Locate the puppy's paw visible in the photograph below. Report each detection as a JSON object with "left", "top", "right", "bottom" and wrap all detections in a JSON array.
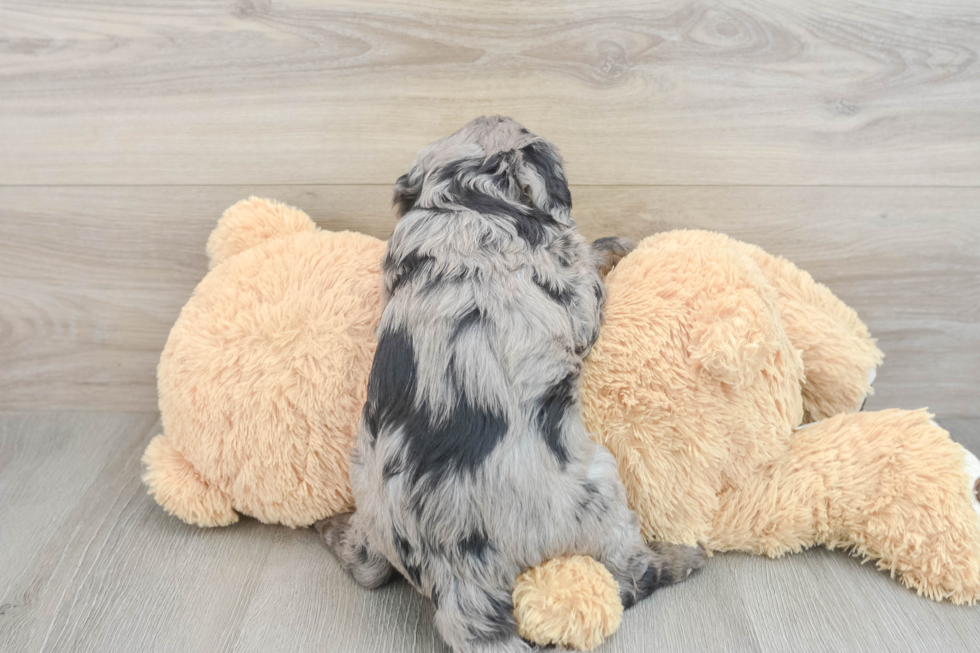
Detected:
[
  {"left": 647, "top": 541, "right": 707, "bottom": 583},
  {"left": 620, "top": 541, "right": 706, "bottom": 608},
  {"left": 591, "top": 236, "right": 637, "bottom": 277},
  {"left": 313, "top": 511, "right": 353, "bottom": 550}
]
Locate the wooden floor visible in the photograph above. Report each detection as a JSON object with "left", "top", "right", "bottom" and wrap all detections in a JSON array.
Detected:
[
  {"left": 1, "top": 413, "right": 978, "bottom": 653},
  {"left": 1, "top": 0, "right": 979, "bottom": 651}
]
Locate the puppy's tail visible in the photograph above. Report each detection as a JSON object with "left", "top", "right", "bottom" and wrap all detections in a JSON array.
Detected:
[{"left": 141, "top": 432, "right": 238, "bottom": 527}]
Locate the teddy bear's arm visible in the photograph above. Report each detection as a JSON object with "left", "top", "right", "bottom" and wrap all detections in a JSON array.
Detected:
[{"left": 736, "top": 242, "right": 883, "bottom": 421}]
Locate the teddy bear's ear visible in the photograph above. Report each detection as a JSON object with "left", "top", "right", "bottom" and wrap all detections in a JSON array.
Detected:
[{"left": 206, "top": 197, "right": 317, "bottom": 269}]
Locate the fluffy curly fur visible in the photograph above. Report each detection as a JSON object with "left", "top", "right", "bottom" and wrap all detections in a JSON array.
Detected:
[{"left": 317, "top": 117, "right": 704, "bottom": 652}]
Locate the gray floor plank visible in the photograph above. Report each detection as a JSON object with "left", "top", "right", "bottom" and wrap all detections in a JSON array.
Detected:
[
  {"left": 230, "top": 535, "right": 445, "bottom": 653},
  {"left": 1, "top": 412, "right": 978, "bottom": 652},
  {"left": 0, "top": 413, "right": 273, "bottom": 653}
]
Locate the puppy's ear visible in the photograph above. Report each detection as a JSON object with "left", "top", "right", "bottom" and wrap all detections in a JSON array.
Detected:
[
  {"left": 393, "top": 168, "right": 423, "bottom": 218},
  {"left": 516, "top": 140, "right": 572, "bottom": 218}
]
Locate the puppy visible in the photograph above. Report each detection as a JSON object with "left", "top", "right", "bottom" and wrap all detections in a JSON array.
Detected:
[{"left": 318, "top": 116, "right": 704, "bottom": 652}]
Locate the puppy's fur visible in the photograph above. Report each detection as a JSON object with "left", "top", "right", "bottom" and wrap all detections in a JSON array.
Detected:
[{"left": 318, "top": 117, "right": 704, "bottom": 652}]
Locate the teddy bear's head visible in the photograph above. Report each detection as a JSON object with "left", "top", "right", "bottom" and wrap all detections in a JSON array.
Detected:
[{"left": 146, "top": 198, "right": 386, "bottom": 527}]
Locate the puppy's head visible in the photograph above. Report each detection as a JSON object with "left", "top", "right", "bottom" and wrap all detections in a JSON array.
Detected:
[{"left": 393, "top": 116, "right": 573, "bottom": 238}]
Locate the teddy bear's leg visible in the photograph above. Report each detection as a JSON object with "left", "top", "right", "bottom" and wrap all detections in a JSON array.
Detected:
[
  {"left": 736, "top": 242, "right": 883, "bottom": 421},
  {"left": 837, "top": 413, "right": 980, "bottom": 603},
  {"left": 314, "top": 511, "right": 396, "bottom": 590},
  {"left": 710, "top": 410, "right": 980, "bottom": 603},
  {"left": 141, "top": 433, "right": 238, "bottom": 527},
  {"left": 708, "top": 437, "right": 826, "bottom": 556}
]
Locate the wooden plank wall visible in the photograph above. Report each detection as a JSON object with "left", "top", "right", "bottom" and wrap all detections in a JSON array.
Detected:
[{"left": 1, "top": 0, "right": 978, "bottom": 415}]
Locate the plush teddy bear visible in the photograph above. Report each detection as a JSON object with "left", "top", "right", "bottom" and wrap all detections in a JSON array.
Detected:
[
  {"left": 144, "top": 199, "right": 384, "bottom": 528},
  {"left": 144, "top": 198, "right": 980, "bottom": 651},
  {"left": 578, "top": 229, "right": 980, "bottom": 600}
]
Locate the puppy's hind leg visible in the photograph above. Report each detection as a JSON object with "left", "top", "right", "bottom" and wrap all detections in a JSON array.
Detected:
[
  {"left": 314, "top": 512, "right": 396, "bottom": 589},
  {"left": 577, "top": 446, "right": 705, "bottom": 609},
  {"left": 608, "top": 538, "right": 706, "bottom": 609},
  {"left": 432, "top": 574, "right": 532, "bottom": 653}
]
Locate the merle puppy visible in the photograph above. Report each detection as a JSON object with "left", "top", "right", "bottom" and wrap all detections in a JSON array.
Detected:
[{"left": 317, "top": 116, "right": 704, "bottom": 652}]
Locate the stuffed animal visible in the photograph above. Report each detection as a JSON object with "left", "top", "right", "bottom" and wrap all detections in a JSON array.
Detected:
[
  {"left": 144, "top": 198, "right": 980, "bottom": 651},
  {"left": 578, "top": 230, "right": 980, "bottom": 602}
]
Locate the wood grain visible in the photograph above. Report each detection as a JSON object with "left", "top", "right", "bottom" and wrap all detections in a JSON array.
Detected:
[
  {"left": 1, "top": 0, "right": 979, "bottom": 186},
  {"left": 1, "top": 412, "right": 978, "bottom": 652},
  {"left": 2, "top": 185, "right": 977, "bottom": 415},
  {"left": 0, "top": 413, "right": 279, "bottom": 652},
  {"left": 2, "top": 1, "right": 978, "bottom": 650}
]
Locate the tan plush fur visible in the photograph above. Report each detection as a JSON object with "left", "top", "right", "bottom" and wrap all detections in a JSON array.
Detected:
[
  {"left": 581, "top": 230, "right": 980, "bottom": 606},
  {"left": 206, "top": 197, "right": 317, "bottom": 269},
  {"left": 581, "top": 230, "right": 808, "bottom": 547},
  {"left": 738, "top": 241, "right": 884, "bottom": 421},
  {"left": 145, "top": 200, "right": 980, "bottom": 650},
  {"left": 144, "top": 198, "right": 385, "bottom": 528},
  {"left": 709, "top": 410, "right": 980, "bottom": 603},
  {"left": 512, "top": 556, "right": 622, "bottom": 651}
]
